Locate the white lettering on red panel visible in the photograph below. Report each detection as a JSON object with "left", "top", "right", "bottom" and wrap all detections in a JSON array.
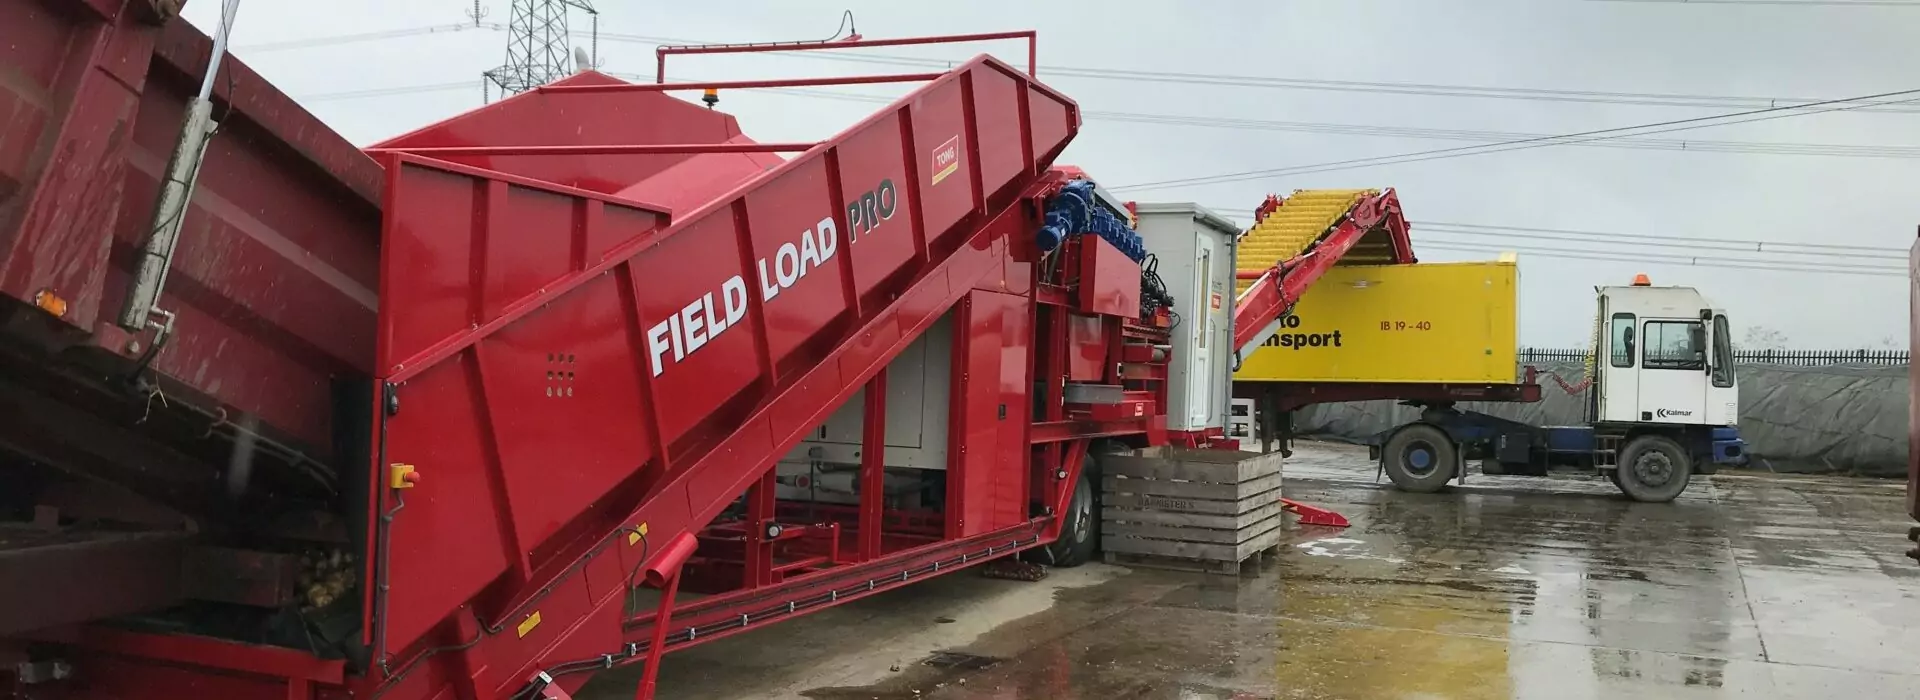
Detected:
[
  {"left": 647, "top": 179, "right": 900, "bottom": 378},
  {"left": 645, "top": 216, "right": 837, "bottom": 377}
]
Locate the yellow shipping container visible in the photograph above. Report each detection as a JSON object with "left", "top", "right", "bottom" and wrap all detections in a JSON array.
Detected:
[{"left": 1234, "top": 257, "right": 1518, "bottom": 384}]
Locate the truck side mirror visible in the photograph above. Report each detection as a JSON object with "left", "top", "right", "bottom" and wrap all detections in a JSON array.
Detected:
[{"left": 1690, "top": 325, "right": 1708, "bottom": 371}]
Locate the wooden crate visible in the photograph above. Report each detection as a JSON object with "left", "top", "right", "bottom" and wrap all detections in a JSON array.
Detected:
[{"left": 1100, "top": 447, "right": 1284, "bottom": 575}]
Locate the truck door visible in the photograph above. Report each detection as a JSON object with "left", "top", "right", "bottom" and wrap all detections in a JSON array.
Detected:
[
  {"left": 1635, "top": 317, "right": 1709, "bottom": 423},
  {"left": 1186, "top": 243, "right": 1215, "bottom": 427},
  {"left": 1598, "top": 310, "right": 1640, "bottom": 423}
]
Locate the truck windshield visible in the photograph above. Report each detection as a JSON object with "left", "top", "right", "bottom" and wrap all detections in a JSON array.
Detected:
[{"left": 1643, "top": 320, "right": 1706, "bottom": 370}]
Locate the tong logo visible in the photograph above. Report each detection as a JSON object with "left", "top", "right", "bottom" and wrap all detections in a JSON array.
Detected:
[{"left": 930, "top": 136, "right": 960, "bottom": 186}]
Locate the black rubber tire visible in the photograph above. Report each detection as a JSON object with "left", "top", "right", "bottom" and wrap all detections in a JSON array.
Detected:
[
  {"left": 1615, "top": 434, "right": 1692, "bottom": 503},
  {"left": 1382, "top": 423, "right": 1457, "bottom": 493},
  {"left": 1045, "top": 458, "right": 1099, "bottom": 567}
]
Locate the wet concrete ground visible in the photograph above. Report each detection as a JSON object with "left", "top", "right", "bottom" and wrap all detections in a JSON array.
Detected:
[{"left": 581, "top": 441, "right": 1920, "bottom": 699}]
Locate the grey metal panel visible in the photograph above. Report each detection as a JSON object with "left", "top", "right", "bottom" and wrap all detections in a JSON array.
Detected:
[
  {"left": 1064, "top": 383, "right": 1125, "bottom": 404},
  {"left": 1133, "top": 203, "right": 1240, "bottom": 433},
  {"left": 782, "top": 312, "right": 954, "bottom": 474}
]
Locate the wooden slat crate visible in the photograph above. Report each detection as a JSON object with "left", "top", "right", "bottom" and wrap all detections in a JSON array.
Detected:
[{"left": 1100, "top": 447, "right": 1284, "bottom": 574}]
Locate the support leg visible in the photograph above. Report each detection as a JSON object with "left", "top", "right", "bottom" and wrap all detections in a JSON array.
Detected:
[
  {"left": 1256, "top": 387, "right": 1279, "bottom": 455},
  {"left": 1279, "top": 407, "right": 1294, "bottom": 458},
  {"left": 744, "top": 472, "right": 775, "bottom": 587},
  {"left": 858, "top": 370, "right": 887, "bottom": 561}
]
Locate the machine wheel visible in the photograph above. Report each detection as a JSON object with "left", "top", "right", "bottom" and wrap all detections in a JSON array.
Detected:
[
  {"left": 1615, "top": 434, "right": 1691, "bottom": 503},
  {"left": 1382, "top": 423, "right": 1457, "bottom": 493},
  {"left": 1044, "top": 456, "right": 1099, "bottom": 567}
]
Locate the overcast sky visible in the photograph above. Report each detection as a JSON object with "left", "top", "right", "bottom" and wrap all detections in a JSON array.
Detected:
[{"left": 184, "top": 0, "right": 1920, "bottom": 348}]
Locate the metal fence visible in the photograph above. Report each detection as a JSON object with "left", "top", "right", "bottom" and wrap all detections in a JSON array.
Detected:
[{"left": 1517, "top": 347, "right": 1910, "bottom": 367}]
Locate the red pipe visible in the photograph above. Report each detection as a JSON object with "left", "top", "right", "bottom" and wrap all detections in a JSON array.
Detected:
[
  {"left": 655, "top": 31, "right": 1040, "bottom": 82},
  {"left": 635, "top": 570, "right": 680, "bottom": 700},
  {"left": 369, "top": 143, "right": 817, "bottom": 157},
  {"left": 643, "top": 532, "right": 700, "bottom": 589},
  {"left": 546, "top": 73, "right": 946, "bottom": 94},
  {"left": 636, "top": 532, "right": 698, "bottom": 700}
]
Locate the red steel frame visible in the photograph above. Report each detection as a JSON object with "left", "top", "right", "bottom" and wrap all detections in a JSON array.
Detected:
[{"left": 0, "top": 29, "right": 1173, "bottom": 700}]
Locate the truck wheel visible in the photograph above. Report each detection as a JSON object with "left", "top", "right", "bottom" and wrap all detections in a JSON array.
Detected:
[
  {"left": 1615, "top": 435, "right": 1691, "bottom": 503},
  {"left": 1382, "top": 424, "right": 1457, "bottom": 493},
  {"left": 1034, "top": 454, "right": 1098, "bottom": 567}
]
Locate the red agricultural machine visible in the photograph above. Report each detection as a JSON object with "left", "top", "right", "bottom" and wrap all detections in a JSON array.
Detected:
[{"left": 0, "top": 3, "right": 1185, "bottom": 698}]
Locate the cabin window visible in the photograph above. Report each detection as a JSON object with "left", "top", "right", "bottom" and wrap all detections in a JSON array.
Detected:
[
  {"left": 1643, "top": 320, "right": 1706, "bottom": 371},
  {"left": 1609, "top": 313, "right": 1636, "bottom": 368}
]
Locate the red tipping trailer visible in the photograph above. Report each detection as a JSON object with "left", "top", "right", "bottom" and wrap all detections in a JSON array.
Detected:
[{"left": 1, "top": 4, "right": 1172, "bottom": 699}]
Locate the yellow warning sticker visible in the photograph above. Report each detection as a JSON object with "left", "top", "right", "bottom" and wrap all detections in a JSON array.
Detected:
[{"left": 516, "top": 611, "right": 542, "bottom": 638}]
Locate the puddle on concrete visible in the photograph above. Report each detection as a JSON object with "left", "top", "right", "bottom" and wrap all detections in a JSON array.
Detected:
[{"left": 614, "top": 443, "right": 1920, "bottom": 700}]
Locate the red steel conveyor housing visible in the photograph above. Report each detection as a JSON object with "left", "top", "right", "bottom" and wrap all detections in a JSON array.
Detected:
[{"left": 358, "top": 53, "right": 1084, "bottom": 698}]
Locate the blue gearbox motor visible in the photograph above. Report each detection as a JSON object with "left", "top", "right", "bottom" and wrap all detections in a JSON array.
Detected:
[{"left": 1036, "top": 179, "right": 1146, "bottom": 262}]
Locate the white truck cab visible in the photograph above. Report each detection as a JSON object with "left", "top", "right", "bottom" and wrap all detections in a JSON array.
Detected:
[
  {"left": 1594, "top": 276, "right": 1740, "bottom": 429},
  {"left": 1371, "top": 274, "right": 1747, "bottom": 504}
]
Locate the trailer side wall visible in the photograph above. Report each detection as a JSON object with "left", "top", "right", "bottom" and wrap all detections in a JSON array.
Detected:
[{"left": 1235, "top": 260, "right": 1519, "bottom": 384}]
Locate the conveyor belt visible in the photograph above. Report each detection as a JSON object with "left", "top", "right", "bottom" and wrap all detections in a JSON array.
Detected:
[
  {"left": 1229, "top": 188, "right": 1415, "bottom": 364},
  {"left": 1234, "top": 189, "right": 1375, "bottom": 295}
]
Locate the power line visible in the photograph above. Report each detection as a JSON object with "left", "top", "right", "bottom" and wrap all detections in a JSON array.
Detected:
[
  {"left": 1416, "top": 233, "right": 1903, "bottom": 269},
  {"left": 1108, "top": 87, "right": 1920, "bottom": 192},
  {"left": 301, "top": 81, "right": 478, "bottom": 102},
  {"left": 233, "top": 23, "right": 485, "bottom": 53},
  {"left": 1414, "top": 221, "right": 1906, "bottom": 256},
  {"left": 293, "top": 74, "right": 1920, "bottom": 162},
  {"left": 590, "top": 80, "right": 1920, "bottom": 162},
  {"left": 1082, "top": 110, "right": 1920, "bottom": 159},
  {"left": 248, "top": 24, "right": 1920, "bottom": 114},
  {"left": 1202, "top": 206, "right": 1904, "bottom": 255},
  {"left": 590, "top": 30, "right": 1920, "bottom": 114},
  {"left": 278, "top": 85, "right": 1906, "bottom": 279},
  {"left": 1414, "top": 241, "right": 1904, "bottom": 277}
]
